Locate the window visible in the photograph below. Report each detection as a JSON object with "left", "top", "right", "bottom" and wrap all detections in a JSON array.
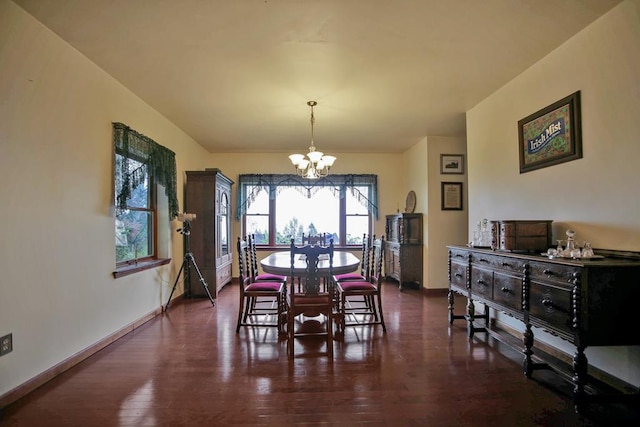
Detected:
[
  {"left": 115, "top": 153, "right": 155, "bottom": 264},
  {"left": 112, "top": 122, "right": 178, "bottom": 276},
  {"left": 238, "top": 174, "right": 378, "bottom": 247}
]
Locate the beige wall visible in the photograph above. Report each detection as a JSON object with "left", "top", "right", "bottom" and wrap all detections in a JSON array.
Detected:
[
  {"left": 426, "top": 136, "right": 468, "bottom": 289},
  {"left": 467, "top": 0, "right": 640, "bottom": 387},
  {"left": 0, "top": 0, "right": 406, "bottom": 400},
  {"left": 0, "top": 0, "right": 211, "bottom": 398},
  {"left": 3, "top": 0, "right": 638, "bottom": 403}
]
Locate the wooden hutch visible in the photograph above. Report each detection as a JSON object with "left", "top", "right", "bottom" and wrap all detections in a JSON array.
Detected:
[
  {"left": 184, "top": 169, "right": 234, "bottom": 298},
  {"left": 384, "top": 213, "right": 423, "bottom": 290}
]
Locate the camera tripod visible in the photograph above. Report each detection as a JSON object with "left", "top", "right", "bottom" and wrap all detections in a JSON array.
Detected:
[{"left": 164, "top": 220, "right": 215, "bottom": 311}]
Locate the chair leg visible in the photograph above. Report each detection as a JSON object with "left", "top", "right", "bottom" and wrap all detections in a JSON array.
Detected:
[
  {"left": 327, "top": 311, "right": 333, "bottom": 358},
  {"left": 340, "top": 292, "right": 347, "bottom": 334},
  {"left": 287, "top": 309, "right": 294, "bottom": 358},
  {"left": 377, "top": 293, "right": 386, "bottom": 332},
  {"left": 277, "top": 294, "right": 286, "bottom": 335},
  {"left": 236, "top": 293, "right": 245, "bottom": 333},
  {"left": 242, "top": 296, "right": 252, "bottom": 323}
]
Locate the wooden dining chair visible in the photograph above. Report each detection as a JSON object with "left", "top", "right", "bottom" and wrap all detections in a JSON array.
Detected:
[
  {"left": 248, "top": 234, "right": 287, "bottom": 283},
  {"left": 302, "top": 232, "right": 326, "bottom": 246},
  {"left": 288, "top": 238, "right": 335, "bottom": 359},
  {"left": 335, "top": 235, "right": 386, "bottom": 335},
  {"left": 333, "top": 233, "right": 372, "bottom": 283},
  {"left": 235, "top": 236, "right": 287, "bottom": 335}
]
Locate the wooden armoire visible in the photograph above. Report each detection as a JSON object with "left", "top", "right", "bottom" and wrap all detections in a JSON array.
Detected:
[{"left": 184, "top": 169, "right": 234, "bottom": 297}]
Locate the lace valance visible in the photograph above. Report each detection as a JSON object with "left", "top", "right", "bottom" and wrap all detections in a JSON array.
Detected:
[
  {"left": 237, "top": 174, "right": 378, "bottom": 220},
  {"left": 113, "top": 122, "right": 179, "bottom": 218}
]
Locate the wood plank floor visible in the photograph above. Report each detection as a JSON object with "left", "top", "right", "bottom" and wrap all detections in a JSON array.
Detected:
[{"left": 1, "top": 281, "right": 638, "bottom": 426}]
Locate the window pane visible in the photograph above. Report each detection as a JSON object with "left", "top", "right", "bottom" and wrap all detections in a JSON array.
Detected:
[
  {"left": 115, "top": 210, "right": 153, "bottom": 262},
  {"left": 275, "top": 188, "right": 339, "bottom": 245},
  {"left": 346, "top": 216, "right": 369, "bottom": 244},
  {"left": 245, "top": 188, "right": 269, "bottom": 243},
  {"left": 345, "top": 185, "right": 370, "bottom": 244},
  {"left": 115, "top": 153, "right": 149, "bottom": 208},
  {"left": 246, "top": 188, "right": 268, "bottom": 214},
  {"left": 246, "top": 216, "right": 269, "bottom": 244},
  {"left": 346, "top": 186, "right": 369, "bottom": 215}
]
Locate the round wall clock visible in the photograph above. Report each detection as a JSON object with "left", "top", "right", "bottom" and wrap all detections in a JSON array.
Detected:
[{"left": 405, "top": 190, "right": 416, "bottom": 213}]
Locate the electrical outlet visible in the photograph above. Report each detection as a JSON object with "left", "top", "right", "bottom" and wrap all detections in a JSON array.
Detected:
[{"left": 1, "top": 333, "right": 12, "bottom": 356}]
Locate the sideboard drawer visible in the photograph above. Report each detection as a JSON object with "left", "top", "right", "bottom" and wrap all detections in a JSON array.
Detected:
[
  {"left": 470, "top": 267, "right": 493, "bottom": 300},
  {"left": 449, "top": 248, "right": 469, "bottom": 262},
  {"left": 529, "top": 281, "right": 573, "bottom": 336},
  {"left": 449, "top": 261, "right": 467, "bottom": 291},
  {"left": 472, "top": 253, "right": 522, "bottom": 274},
  {"left": 492, "top": 272, "right": 522, "bottom": 311},
  {"left": 529, "top": 261, "right": 578, "bottom": 284}
]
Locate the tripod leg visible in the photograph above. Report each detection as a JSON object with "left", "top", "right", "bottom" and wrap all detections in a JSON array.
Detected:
[
  {"left": 164, "top": 259, "right": 186, "bottom": 312},
  {"left": 187, "top": 254, "right": 215, "bottom": 307}
]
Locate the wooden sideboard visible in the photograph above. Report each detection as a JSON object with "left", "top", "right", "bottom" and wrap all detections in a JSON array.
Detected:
[
  {"left": 384, "top": 213, "right": 422, "bottom": 290},
  {"left": 447, "top": 245, "right": 640, "bottom": 412}
]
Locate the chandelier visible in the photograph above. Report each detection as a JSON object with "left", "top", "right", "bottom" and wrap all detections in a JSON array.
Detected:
[{"left": 289, "top": 101, "right": 336, "bottom": 179}]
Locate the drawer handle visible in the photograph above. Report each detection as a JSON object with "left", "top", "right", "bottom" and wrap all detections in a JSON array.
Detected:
[
  {"left": 477, "top": 279, "right": 488, "bottom": 286},
  {"left": 455, "top": 273, "right": 463, "bottom": 278},
  {"left": 540, "top": 298, "right": 568, "bottom": 313},
  {"left": 543, "top": 269, "right": 555, "bottom": 276},
  {"left": 455, "top": 254, "right": 464, "bottom": 258},
  {"left": 500, "top": 286, "right": 511, "bottom": 293},
  {"left": 479, "top": 258, "right": 490, "bottom": 263},
  {"left": 501, "top": 262, "right": 510, "bottom": 267}
]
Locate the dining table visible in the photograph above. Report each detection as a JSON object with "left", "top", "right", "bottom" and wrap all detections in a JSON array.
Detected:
[{"left": 259, "top": 250, "right": 360, "bottom": 276}]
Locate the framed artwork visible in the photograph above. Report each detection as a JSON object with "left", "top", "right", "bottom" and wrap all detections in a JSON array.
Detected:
[
  {"left": 441, "top": 182, "right": 463, "bottom": 211},
  {"left": 518, "top": 91, "right": 582, "bottom": 173},
  {"left": 440, "top": 154, "right": 465, "bottom": 174}
]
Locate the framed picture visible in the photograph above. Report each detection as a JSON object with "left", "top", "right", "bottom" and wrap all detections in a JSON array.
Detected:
[
  {"left": 440, "top": 154, "right": 465, "bottom": 174},
  {"left": 518, "top": 91, "right": 582, "bottom": 173},
  {"left": 441, "top": 182, "right": 463, "bottom": 211}
]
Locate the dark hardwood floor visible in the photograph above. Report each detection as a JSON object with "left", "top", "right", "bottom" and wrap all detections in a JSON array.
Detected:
[{"left": 1, "top": 281, "right": 638, "bottom": 426}]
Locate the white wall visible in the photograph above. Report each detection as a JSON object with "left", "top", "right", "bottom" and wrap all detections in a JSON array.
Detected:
[
  {"left": 466, "top": 0, "right": 640, "bottom": 386},
  {"left": 0, "top": 0, "right": 211, "bottom": 398}
]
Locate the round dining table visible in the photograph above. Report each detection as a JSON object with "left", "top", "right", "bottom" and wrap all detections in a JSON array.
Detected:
[{"left": 260, "top": 250, "right": 360, "bottom": 276}]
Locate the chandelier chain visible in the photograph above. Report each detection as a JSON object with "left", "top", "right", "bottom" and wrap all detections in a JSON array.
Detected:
[{"left": 289, "top": 100, "right": 336, "bottom": 179}]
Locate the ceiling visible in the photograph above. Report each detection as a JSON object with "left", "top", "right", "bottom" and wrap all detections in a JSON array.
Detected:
[{"left": 14, "top": 0, "right": 621, "bottom": 154}]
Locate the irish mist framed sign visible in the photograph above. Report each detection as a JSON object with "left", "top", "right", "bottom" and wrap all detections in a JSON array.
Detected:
[{"left": 518, "top": 91, "right": 582, "bottom": 173}]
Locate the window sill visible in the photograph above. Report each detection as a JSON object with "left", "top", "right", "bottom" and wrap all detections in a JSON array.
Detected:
[{"left": 113, "top": 258, "right": 171, "bottom": 279}]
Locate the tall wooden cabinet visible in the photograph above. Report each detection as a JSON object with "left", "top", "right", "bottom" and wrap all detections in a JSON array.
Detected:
[
  {"left": 184, "top": 169, "right": 234, "bottom": 298},
  {"left": 384, "top": 213, "right": 423, "bottom": 290}
]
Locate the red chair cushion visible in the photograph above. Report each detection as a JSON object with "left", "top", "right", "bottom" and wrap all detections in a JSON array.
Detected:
[
  {"left": 256, "top": 273, "right": 286, "bottom": 281},
  {"left": 246, "top": 281, "right": 283, "bottom": 292},
  {"left": 338, "top": 281, "right": 376, "bottom": 291},
  {"left": 292, "top": 295, "right": 331, "bottom": 305},
  {"left": 334, "top": 273, "right": 365, "bottom": 281}
]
